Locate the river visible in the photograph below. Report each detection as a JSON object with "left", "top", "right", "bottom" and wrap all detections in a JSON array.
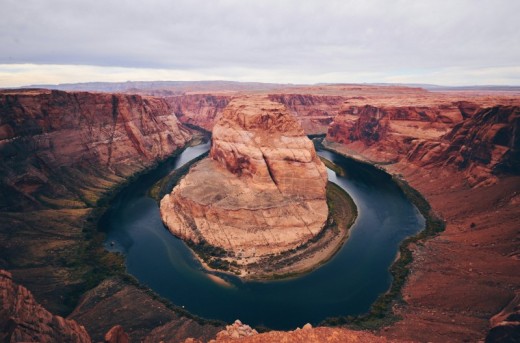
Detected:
[{"left": 100, "top": 142, "right": 424, "bottom": 329}]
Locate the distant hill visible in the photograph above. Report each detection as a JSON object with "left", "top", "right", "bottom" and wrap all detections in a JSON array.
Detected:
[
  {"left": 22, "top": 80, "right": 301, "bottom": 95},
  {"left": 19, "top": 80, "right": 520, "bottom": 95}
]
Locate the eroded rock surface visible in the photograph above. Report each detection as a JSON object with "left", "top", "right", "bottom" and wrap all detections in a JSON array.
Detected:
[
  {"left": 0, "top": 89, "right": 191, "bottom": 315},
  {"left": 207, "top": 326, "right": 395, "bottom": 343},
  {"left": 327, "top": 104, "right": 520, "bottom": 186},
  {"left": 166, "top": 94, "right": 232, "bottom": 132},
  {"left": 0, "top": 89, "right": 191, "bottom": 211},
  {"left": 69, "top": 277, "right": 222, "bottom": 343},
  {"left": 160, "top": 96, "right": 328, "bottom": 273},
  {"left": 0, "top": 270, "right": 91, "bottom": 343},
  {"left": 323, "top": 99, "right": 520, "bottom": 342}
]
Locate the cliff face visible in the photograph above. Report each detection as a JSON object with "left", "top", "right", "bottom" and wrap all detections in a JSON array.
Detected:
[
  {"left": 0, "top": 89, "right": 191, "bottom": 211},
  {"left": 0, "top": 270, "right": 91, "bottom": 343},
  {"left": 160, "top": 96, "right": 328, "bottom": 274},
  {"left": 327, "top": 105, "right": 390, "bottom": 146},
  {"left": 327, "top": 104, "right": 519, "bottom": 186},
  {"left": 268, "top": 94, "right": 345, "bottom": 134},
  {"left": 165, "top": 94, "right": 231, "bottom": 131},
  {"left": 408, "top": 106, "right": 519, "bottom": 184},
  {"left": 0, "top": 89, "right": 191, "bottom": 317},
  {"left": 210, "top": 96, "right": 327, "bottom": 198},
  {"left": 69, "top": 277, "right": 222, "bottom": 343},
  {"left": 326, "top": 104, "right": 450, "bottom": 162}
]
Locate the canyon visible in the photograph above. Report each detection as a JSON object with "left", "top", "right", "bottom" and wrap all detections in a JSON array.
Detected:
[{"left": 0, "top": 83, "right": 519, "bottom": 342}]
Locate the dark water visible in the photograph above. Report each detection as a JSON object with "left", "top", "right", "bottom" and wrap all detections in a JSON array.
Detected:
[{"left": 100, "top": 143, "right": 424, "bottom": 329}]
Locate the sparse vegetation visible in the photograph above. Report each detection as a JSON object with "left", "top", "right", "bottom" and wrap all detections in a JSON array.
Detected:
[
  {"left": 149, "top": 151, "right": 209, "bottom": 201},
  {"left": 319, "top": 156, "right": 346, "bottom": 176},
  {"left": 245, "top": 180, "right": 358, "bottom": 280},
  {"left": 318, "top": 142, "right": 446, "bottom": 330}
]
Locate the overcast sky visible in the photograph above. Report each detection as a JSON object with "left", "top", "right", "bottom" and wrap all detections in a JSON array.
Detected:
[{"left": 1, "top": 0, "right": 519, "bottom": 87}]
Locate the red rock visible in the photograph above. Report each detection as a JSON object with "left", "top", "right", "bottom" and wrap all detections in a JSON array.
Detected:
[
  {"left": 208, "top": 326, "right": 395, "bottom": 343},
  {"left": 160, "top": 96, "right": 328, "bottom": 276},
  {"left": 0, "top": 89, "right": 191, "bottom": 211},
  {"left": 268, "top": 94, "right": 345, "bottom": 134},
  {"left": 104, "top": 325, "right": 129, "bottom": 343},
  {"left": 0, "top": 269, "right": 91, "bottom": 343},
  {"left": 166, "top": 94, "right": 231, "bottom": 131},
  {"left": 409, "top": 105, "right": 520, "bottom": 186}
]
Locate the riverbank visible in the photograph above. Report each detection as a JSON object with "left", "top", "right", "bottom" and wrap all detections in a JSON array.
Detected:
[
  {"left": 318, "top": 139, "right": 445, "bottom": 329},
  {"left": 71, "top": 134, "right": 225, "bottom": 341},
  {"left": 320, "top": 139, "right": 520, "bottom": 342},
  {"left": 238, "top": 180, "right": 358, "bottom": 280}
]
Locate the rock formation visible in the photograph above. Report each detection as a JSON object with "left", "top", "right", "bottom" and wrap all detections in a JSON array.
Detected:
[
  {"left": 326, "top": 103, "right": 519, "bottom": 186},
  {"left": 0, "top": 89, "right": 191, "bottom": 316},
  {"left": 325, "top": 104, "right": 439, "bottom": 162},
  {"left": 104, "top": 325, "right": 129, "bottom": 343},
  {"left": 0, "top": 270, "right": 91, "bottom": 343},
  {"left": 69, "top": 276, "right": 222, "bottom": 342},
  {"left": 160, "top": 96, "right": 328, "bottom": 274},
  {"left": 205, "top": 325, "right": 396, "bottom": 343},
  {"left": 214, "top": 320, "right": 258, "bottom": 340},
  {"left": 166, "top": 94, "right": 232, "bottom": 131},
  {"left": 268, "top": 94, "right": 345, "bottom": 134},
  {"left": 0, "top": 89, "right": 191, "bottom": 211},
  {"left": 322, "top": 92, "right": 520, "bottom": 342},
  {"left": 485, "top": 291, "right": 520, "bottom": 343},
  {"left": 408, "top": 105, "right": 519, "bottom": 185}
]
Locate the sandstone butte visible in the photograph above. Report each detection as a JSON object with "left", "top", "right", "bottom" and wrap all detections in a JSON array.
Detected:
[{"left": 160, "top": 96, "right": 329, "bottom": 276}]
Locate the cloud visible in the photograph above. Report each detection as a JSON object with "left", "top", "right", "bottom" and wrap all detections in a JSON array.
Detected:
[{"left": 1, "top": 0, "right": 520, "bottom": 86}]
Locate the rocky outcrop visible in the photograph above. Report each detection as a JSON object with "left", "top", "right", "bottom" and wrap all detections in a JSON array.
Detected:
[
  {"left": 326, "top": 103, "right": 519, "bottom": 185},
  {"left": 486, "top": 291, "right": 520, "bottom": 343},
  {"left": 207, "top": 325, "right": 395, "bottom": 343},
  {"left": 325, "top": 104, "right": 444, "bottom": 162},
  {"left": 328, "top": 105, "right": 390, "bottom": 146},
  {"left": 0, "top": 269, "right": 91, "bottom": 343},
  {"left": 160, "top": 96, "right": 328, "bottom": 275},
  {"left": 214, "top": 320, "right": 258, "bottom": 340},
  {"left": 166, "top": 94, "right": 232, "bottom": 131}
]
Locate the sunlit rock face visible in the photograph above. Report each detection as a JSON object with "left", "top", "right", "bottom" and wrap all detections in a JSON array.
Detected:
[{"left": 160, "top": 96, "right": 328, "bottom": 261}]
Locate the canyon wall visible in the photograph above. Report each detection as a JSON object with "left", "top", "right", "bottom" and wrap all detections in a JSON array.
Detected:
[
  {"left": 165, "top": 94, "right": 231, "bottom": 131},
  {"left": 165, "top": 93, "right": 346, "bottom": 135},
  {"left": 326, "top": 104, "right": 519, "bottom": 186},
  {"left": 323, "top": 102, "right": 520, "bottom": 341},
  {"left": 268, "top": 94, "right": 345, "bottom": 134},
  {"left": 160, "top": 96, "right": 328, "bottom": 275},
  {"left": 1, "top": 85, "right": 518, "bottom": 342},
  {"left": 0, "top": 89, "right": 223, "bottom": 341},
  {"left": 0, "top": 89, "right": 191, "bottom": 211},
  {"left": 408, "top": 105, "right": 519, "bottom": 185}
]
